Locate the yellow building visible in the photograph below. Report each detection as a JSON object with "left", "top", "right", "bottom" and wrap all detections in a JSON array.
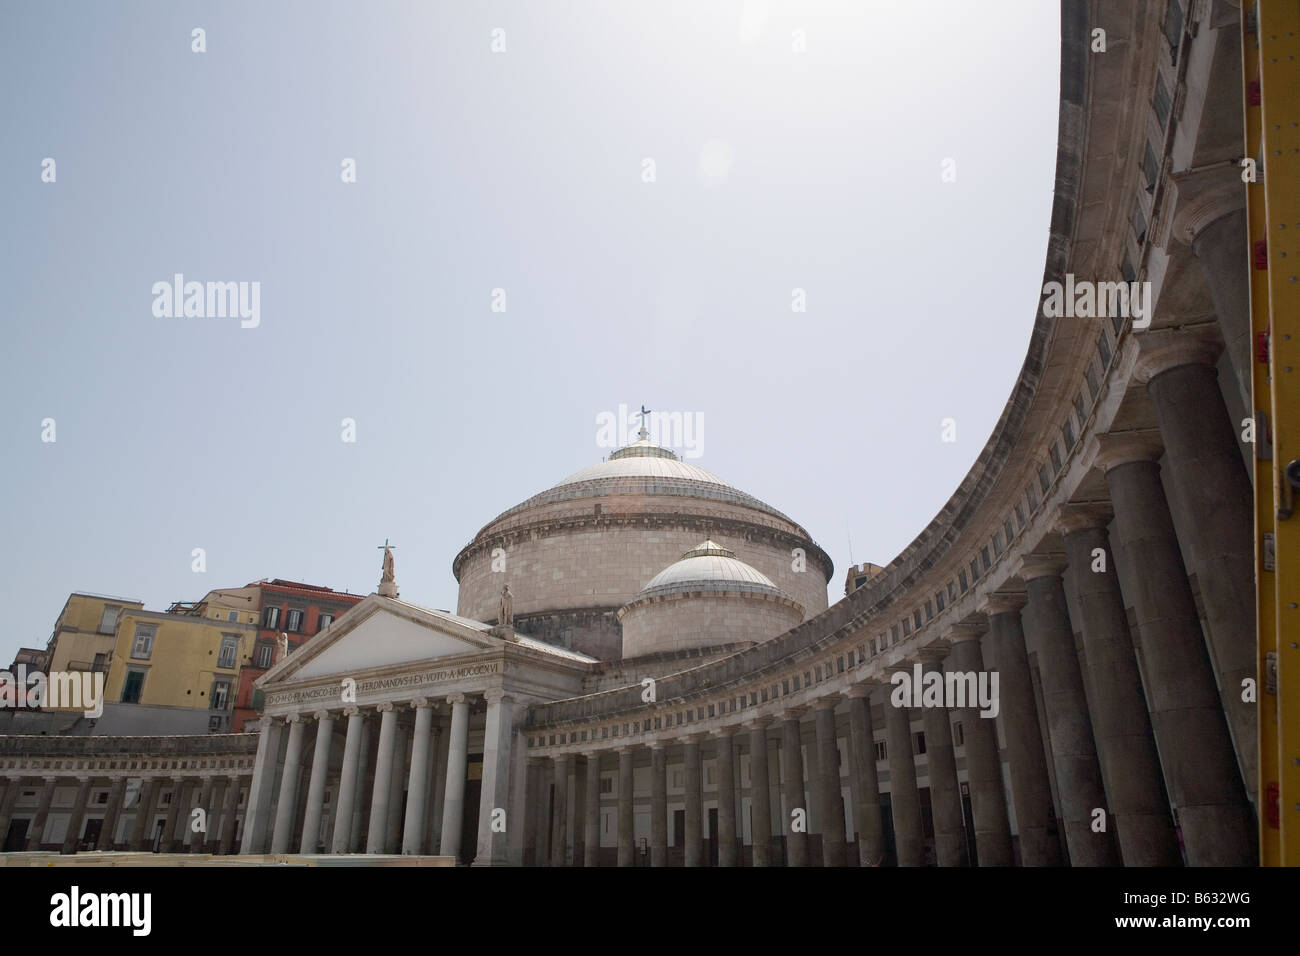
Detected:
[
  {"left": 43, "top": 593, "right": 145, "bottom": 709},
  {"left": 103, "top": 609, "right": 257, "bottom": 721}
]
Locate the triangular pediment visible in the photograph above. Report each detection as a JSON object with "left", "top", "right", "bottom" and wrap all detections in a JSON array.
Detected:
[{"left": 260, "top": 595, "right": 499, "bottom": 685}]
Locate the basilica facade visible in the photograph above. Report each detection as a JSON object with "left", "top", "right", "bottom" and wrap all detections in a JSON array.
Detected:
[{"left": 0, "top": 0, "right": 1264, "bottom": 867}]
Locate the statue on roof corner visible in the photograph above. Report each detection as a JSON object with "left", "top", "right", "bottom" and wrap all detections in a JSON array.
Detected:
[
  {"left": 499, "top": 583, "right": 514, "bottom": 629},
  {"left": 275, "top": 632, "right": 288, "bottom": 664},
  {"left": 381, "top": 545, "right": 395, "bottom": 585}
]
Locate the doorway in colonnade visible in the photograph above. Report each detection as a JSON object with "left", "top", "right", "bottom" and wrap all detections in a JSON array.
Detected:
[
  {"left": 707, "top": 808, "right": 718, "bottom": 866},
  {"left": 458, "top": 754, "right": 483, "bottom": 864},
  {"left": 4, "top": 819, "right": 28, "bottom": 852}
]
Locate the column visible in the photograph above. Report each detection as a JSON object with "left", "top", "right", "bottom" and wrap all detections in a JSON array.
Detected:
[
  {"left": 617, "top": 748, "right": 634, "bottom": 867},
  {"left": 191, "top": 777, "right": 215, "bottom": 853},
  {"left": 161, "top": 777, "right": 185, "bottom": 853},
  {"left": 845, "top": 687, "right": 885, "bottom": 866},
  {"left": 475, "top": 691, "right": 515, "bottom": 866},
  {"left": 1140, "top": 339, "right": 1258, "bottom": 792},
  {"left": 1019, "top": 555, "right": 1119, "bottom": 866},
  {"left": 99, "top": 778, "right": 127, "bottom": 851},
  {"left": 220, "top": 775, "right": 242, "bottom": 854},
  {"left": 533, "top": 757, "right": 552, "bottom": 865},
  {"left": 366, "top": 703, "right": 399, "bottom": 854},
  {"left": 240, "top": 716, "right": 284, "bottom": 854},
  {"left": 1098, "top": 437, "right": 1256, "bottom": 865},
  {"left": 270, "top": 714, "right": 306, "bottom": 854},
  {"left": 715, "top": 730, "right": 738, "bottom": 867},
  {"left": 0, "top": 777, "right": 22, "bottom": 847},
  {"left": 781, "top": 710, "right": 808, "bottom": 867},
  {"left": 299, "top": 709, "right": 335, "bottom": 854},
  {"left": 983, "top": 599, "right": 1061, "bottom": 866},
  {"left": 946, "top": 626, "right": 1013, "bottom": 866},
  {"left": 402, "top": 699, "right": 434, "bottom": 855},
  {"left": 384, "top": 716, "right": 408, "bottom": 852},
  {"left": 127, "top": 778, "right": 155, "bottom": 852},
  {"left": 1059, "top": 507, "right": 1180, "bottom": 865},
  {"left": 439, "top": 693, "right": 470, "bottom": 861},
  {"left": 26, "top": 777, "right": 56, "bottom": 850},
  {"left": 884, "top": 689, "right": 925, "bottom": 866},
  {"left": 550, "top": 753, "right": 570, "bottom": 867},
  {"left": 330, "top": 708, "right": 364, "bottom": 853},
  {"left": 349, "top": 714, "right": 373, "bottom": 852},
  {"left": 811, "top": 701, "right": 846, "bottom": 867},
  {"left": 748, "top": 720, "right": 773, "bottom": 867},
  {"left": 914, "top": 657, "right": 968, "bottom": 867},
  {"left": 572, "top": 752, "right": 587, "bottom": 866},
  {"left": 60, "top": 777, "right": 93, "bottom": 854},
  {"left": 683, "top": 736, "right": 703, "bottom": 867},
  {"left": 425, "top": 719, "right": 448, "bottom": 853},
  {"left": 584, "top": 753, "right": 601, "bottom": 867},
  {"left": 1184, "top": 200, "right": 1251, "bottom": 409}
]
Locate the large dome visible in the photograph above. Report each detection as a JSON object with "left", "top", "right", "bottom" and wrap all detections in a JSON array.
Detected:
[{"left": 453, "top": 436, "right": 833, "bottom": 661}]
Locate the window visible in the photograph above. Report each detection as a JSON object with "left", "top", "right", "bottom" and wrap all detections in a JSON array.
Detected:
[
  {"left": 925, "top": 599, "right": 933, "bottom": 621},
  {"left": 1098, "top": 333, "right": 1112, "bottom": 369},
  {"left": 1086, "top": 362, "right": 1100, "bottom": 400},
  {"left": 935, "top": 591, "right": 945, "bottom": 612},
  {"left": 1163, "top": 0, "right": 1184, "bottom": 60},
  {"left": 914, "top": 732, "right": 927, "bottom": 755},
  {"left": 210, "top": 678, "right": 232, "bottom": 710},
  {"left": 1153, "top": 74, "right": 1171, "bottom": 130},
  {"left": 913, "top": 609, "right": 922, "bottom": 630},
  {"left": 226, "top": 610, "right": 239, "bottom": 623},
  {"left": 970, "top": 558, "right": 980, "bottom": 582},
  {"left": 131, "top": 625, "right": 156, "bottom": 660},
  {"left": 953, "top": 722, "right": 964, "bottom": 747},
  {"left": 1121, "top": 257, "right": 1137, "bottom": 284},
  {"left": 1142, "top": 140, "right": 1160, "bottom": 190},
  {"left": 874, "top": 741, "right": 887, "bottom": 762},
  {"left": 1004, "top": 518, "right": 1015, "bottom": 545},
  {"left": 254, "top": 643, "right": 273, "bottom": 669},
  {"left": 1049, "top": 443, "right": 1063, "bottom": 475},
  {"left": 262, "top": 607, "right": 280, "bottom": 629},
  {"left": 1015, "top": 503, "right": 1026, "bottom": 530},
  {"left": 981, "top": 546, "right": 992, "bottom": 570},
  {"left": 902, "top": 618, "right": 911, "bottom": 637},
  {"left": 218, "top": 635, "right": 238, "bottom": 669},
  {"left": 319, "top": 613, "right": 334, "bottom": 631},
  {"left": 121, "top": 669, "right": 146, "bottom": 704},
  {"left": 1132, "top": 199, "right": 1148, "bottom": 245},
  {"left": 1063, "top": 418, "right": 1076, "bottom": 450},
  {"left": 958, "top": 570, "right": 968, "bottom": 593},
  {"left": 286, "top": 609, "right": 304, "bottom": 633},
  {"left": 947, "top": 582, "right": 956, "bottom": 604},
  {"left": 99, "top": 605, "right": 122, "bottom": 635},
  {"left": 1039, "top": 464, "right": 1051, "bottom": 494},
  {"left": 891, "top": 624, "right": 900, "bottom": 645},
  {"left": 92, "top": 652, "right": 107, "bottom": 673}
]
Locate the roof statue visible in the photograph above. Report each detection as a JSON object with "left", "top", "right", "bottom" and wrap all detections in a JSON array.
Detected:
[
  {"left": 499, "top": 583, "right": 514, "bottom": 629},
  {"left": 377, "top": 538, "right": 398, "bottom": 598}
]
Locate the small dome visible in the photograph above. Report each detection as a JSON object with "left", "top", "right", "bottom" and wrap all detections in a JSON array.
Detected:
[
  {"left": 555, "top": 441, "right": 736, "bottom": 490},
  {"left": 636, "top": 540, "right": 788, "bottom": 600}
]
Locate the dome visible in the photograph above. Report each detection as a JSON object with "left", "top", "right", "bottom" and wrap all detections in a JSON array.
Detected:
[
  {"left": 555, "top": 440, "right": 734, "bottom": 488},
  {"left": 635, "top": 539, "right": 789, "bottom": 600}
]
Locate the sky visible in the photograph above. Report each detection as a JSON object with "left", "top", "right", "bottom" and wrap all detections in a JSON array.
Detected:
[{"left": 0, "top": 0, "right": 1061, "bottom": 664}]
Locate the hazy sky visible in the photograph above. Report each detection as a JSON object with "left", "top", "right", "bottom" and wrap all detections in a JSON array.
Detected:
[{"left": 0, "top": 0, "right": 1060, "bottom": 664}]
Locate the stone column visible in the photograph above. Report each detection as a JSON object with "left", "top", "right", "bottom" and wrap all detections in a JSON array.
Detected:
[
  {"left": 584, "top": 753, "right": 601, "bottom": 867},
  {"left": 781, "top": 710, "right": 808, "bottom": 867},
  {"left": 946, "top": 625, "right": 1013, "bottom": 866},
  {"left": 0, "top": 777, "right": 22, "bottom": 847},
  {"left": 915, "top": 655, "right": 967, "bottom": 867},
  {"left": 25, "top": 776, "right": 56, "bottom": 850},
  {"left": 241, "top": 716, "right": 284, "bottom": 854},
  {"left": 532, "top": 758, "right": 552, "bottom": 865},
  {"left": 191, "top": 777, "right": 215, "bottom": 853},
  {"left": 572, "top": 751, "right": 587, "bottom": 866},
  {"left": 683, "top": 736, "right": 703, "bottom": 867},
  {"left": 617, "top": 748, "right": 634, "bottom": 867},
  {"left": 220, "top": 775, "right": 242, "bottom": 854},
  {"left": 439, "top": 693, "right": 470, "bottom": 860},
  {"left": 845, "top": 687, "right": 885, "bottom": 866},
  {"left": 270, "top": 714, "right": 306, "bottom": 854},
  {"left": 366, "top": 703, "right": 399, "bottom": 854},
  {"left": 983, "top": 598, "right": 1061, "bottom": 866},
  {"left": 715, "top": 730, "right": 738, "bottom": 867},
  {"left": 60, "top": 777, "right": 93, "bottom": 854},
  {"left": 298, "top": 709, "right": 335, "bottom": 854},
  {"left": 1097, "top": 437, "right": 1256, "bottom": 865},
  {"left": 1139, "top": 339, "right": 1258, "bottom": 793},
  {"left": 349, "top": 714, "right": 373, "bottom": 852},
  {"left": 649, "top": 743, "right": 668, "bottom": 867},
  {"left": 127, "top": 778, "right": 155, "bottom": 852},
  {"left": 1019, "top": 554, "right": 1119, "bottom": 866},
  {"left": 161, "top": 777, "right": 186, "bottom": 853},
  {"left": 331, "top": 708, "right": 364, "bottom": 854},
  {"left": 384, "top": 716, "right": 408, "bottom": 852},
  {"left": 884, "top": 687, "right": 925, "bottom": 866},
  {"left": 400, "top": 699, "right": 434, "bottom": 855},
  {"left": 748, "top": 720, "right": 773, "bottom": 867},
  {"left": 812, "top": 701, "right": 846, "bottom": 867},
  {"left": 475, "top": 691, "right": 515, "bottom": 866},
  {"left": 1059, "top": 508, "right": 1180, "bottom": 865},
  {"left": 550, "top": 753, "right": 570, "bottom": 867},
  {"left": 426, "top": 718, "right": 448, "bottom": 852},
  {"left": 100, "top": 777, "right": 127, "bottom": 851}
]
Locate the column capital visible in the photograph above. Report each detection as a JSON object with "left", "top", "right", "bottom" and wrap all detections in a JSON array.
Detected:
[
  {"left": 1088, "top": 430, "right": 1164, "bottom": 473},
  {"left": 616, "top": 746, "right": 635, "bottom": 756},
  {"left": 1055, "top": 503, "right": 1113, "bottom": 534},
  {"left": 681, "top": 733, "right": 705, "bottom": 746},
  {"left": 845, "top": 682, "right": 876, "bottom": 699},
  {"left": 943, "top": 620, "right": 988, "bottom": 643},
  {"left": 1132, "top": 329, "right": 1222, "bottom": 384},
  {"left": 446, "top": 693, "right": 468, "bottom": 706},
  {"left": 1170, "top": 170, "right": 1243, "bottom": 246},
  {"left": 713, "top": 725, "right": 737, "bottom": 739},
  {"left": 257, "top": 716, "right": 275, "bottom": 732},
  {"left": 982, "top": 593, "right": 1026, "bottom": 615},
  {"left": 552, "top": 752, "right": 570, "bottom": 765},
  {"left": 744, "top": 717, "right": 773, "bottom": 730},
  {"left": 171, "top": 775, "right": 185, "bottom": 784},
  {"left": 779, "top": 706, "right": 807, "bottom": 722},
  {"left": 812, "top": 694, "right": 842, "bottom": 711},
  {"left": 409, "top": 697, "right": 430, "bottom": 710},
  {"left": 915, "top": 642, "right": 952, "bottom": 666},
  {"left": 343, "top": 706, "right": 360, "bottom": 718},
  {"left": 1016, "top": 553, "right": 1067, "bottom": 580},
  {"left": 646, "top": 739, "right": 667, "bottom": 750},
  {"left": 482, "top": 689, "right": 512, "bottom": 706},
  {"left": 312, "top": 709, "right": 332, "bottom": 722},
  {"left": 375, "top": 702, "right": 394, "bottom": 714},
  {"left": 283, "top": 713, "right": 302, "bottom": 724}
]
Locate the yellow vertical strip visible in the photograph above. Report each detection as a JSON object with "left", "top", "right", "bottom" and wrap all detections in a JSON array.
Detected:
[{"left": 1257, "top": 0, "right": 1300, "bottom": 867}]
